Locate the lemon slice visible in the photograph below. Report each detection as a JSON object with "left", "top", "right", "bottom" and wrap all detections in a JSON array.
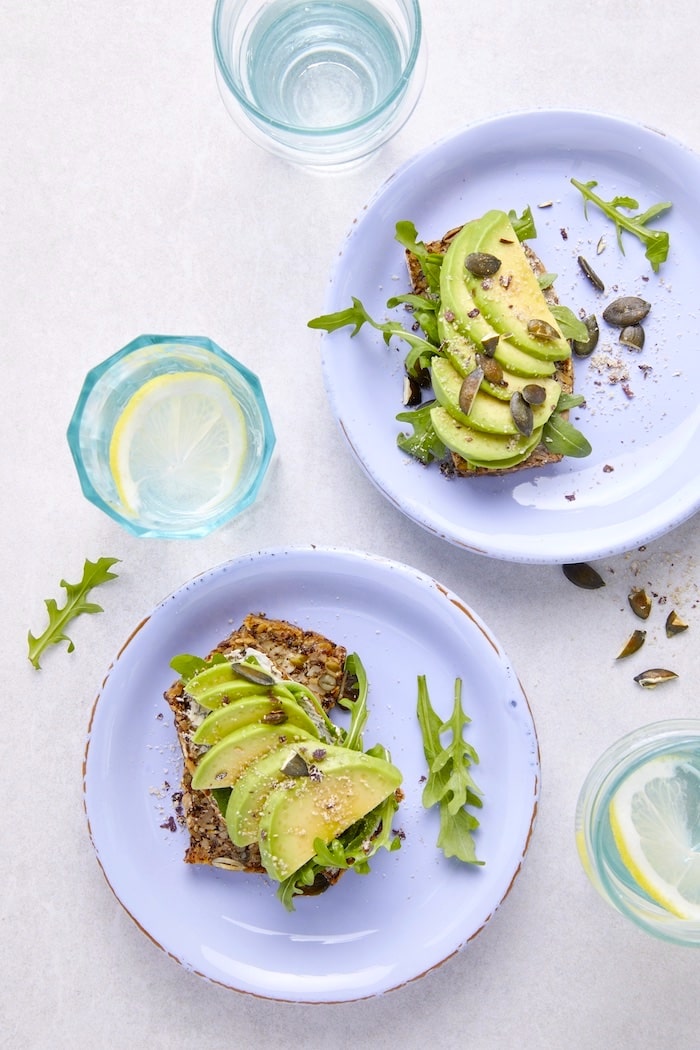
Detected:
[
  {"left": 109, "top": 371, "right": 248, "bottom": 519},
  {"left": 609, "top": 754, "right": 700, "bottom": 920}
]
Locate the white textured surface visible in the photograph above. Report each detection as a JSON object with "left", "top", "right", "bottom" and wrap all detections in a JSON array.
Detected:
[{"left": 4, "top": 0, "right": 700, "bottom": 1046}]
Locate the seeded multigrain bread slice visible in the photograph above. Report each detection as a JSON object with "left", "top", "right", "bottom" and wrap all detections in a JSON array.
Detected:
[
  {"left": 163, "top": 613, "right": 348, "bottom": 874},
  {"left": 406, "top": 228, "right": 574, "bottom": 477}
]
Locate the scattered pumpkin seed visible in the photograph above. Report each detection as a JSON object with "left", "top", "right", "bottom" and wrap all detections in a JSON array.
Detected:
[
  {"left": 619, "top": 324, "right": 645, "bottom": 350},
  {"left": 230, "top": 661, "right": 276, "bottom": 685},
  {"left": 261, "top": 709, "right": 289, "bottom": 725},
  {"left": 572, "top": 314, "right": 600, "bottom": 358},
  {"left": 465, "top": 252, "right": 502, "bottom": 277},
  {"left": 577, "top": 255, "right": 605, "bottom": 292},
  {"left": 521, "top": 383, "right": 547, "bottom": 406},
  {"left": 481, "top": 334, "right": 500, "bottom": 357},
  {"left": 527, "top": 318, "right": 560, "bottom": 342},
  {"left": 477, "top": 353, "right": 505, "bottom": 386},
  {"left": 665, "top": 610, "right": 689, "bottom": 637},
  {"left": 628, "top": 587, "right": 652, "bottom": 620},
  {"left": 281, "top": 752, "right": 311, "bottom": 777},
  {"left": 510, "top": 391, "right": 534, "bottom": 436},
  {"left": 562, "top": 562, "right": 606, "bottom": 589},
  {"left": 402, "top": 374, "right": 422, "bottom": 406},
  {"left": 616, "top": 629, "right": 646, "bottom": 659},
  {"left": 633, "top": 668, "right": 678, "bottom": 689},
  {"left": 602, "top": 296, "right": 651, "bottom": 327},
  {"left": 459, "top": 367, "right": 484, "bottom": 415}
]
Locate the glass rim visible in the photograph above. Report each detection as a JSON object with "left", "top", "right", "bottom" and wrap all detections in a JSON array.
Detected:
[
  {"left": 576, "top": 719, "right": 700, "bottom": 944},
  {"left": 211, "top": 0, "right": 424, "bottom": 138},
  {"left": 66, "top": 334, "right": 276, "bottom": 539}
]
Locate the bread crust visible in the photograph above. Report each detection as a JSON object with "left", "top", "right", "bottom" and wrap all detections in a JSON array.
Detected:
[
  {"left": 406, "top": 229, "right": 573, "bottom": 477},
  {"left": 163, "top": 613, "right": 349, "bottom": 875}
]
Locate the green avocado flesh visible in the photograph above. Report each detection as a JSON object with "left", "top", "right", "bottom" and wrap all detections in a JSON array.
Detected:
[
  {"left": 418, "top": 209, "right": 572, "bottom": 470},
  {"left": 257, "top": 747, "right": 403, "bottom": 883},
  {"left": 192, "top": 695, "right": 320, "bottom": 745},
  {"left": 431, "top": 405, "right": 543, "bottom": 466},
  {"left": 191, "top": 723, "right": 317, "bottom": 790},
  {"left": 431, "top": 357, "right": 560, "bottom": 436},
  {"left": 225, "top": 741, "right": 322, "bottom": 847},
  {"left": 188, "top": 668, "right": 402, "bottom": 885},
  {"left": 185, "top": 662, "right": 272, "bottom": 710}
]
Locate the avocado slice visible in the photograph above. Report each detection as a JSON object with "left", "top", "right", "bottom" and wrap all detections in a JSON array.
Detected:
[
  {"left": 467, "top": 211, "right": 571, "bottom": 362},
  {"left": 431, "top": 357, "right": 560, "bottom": 436},
  {"left": 257, "top": 747, "right": 403, "bottom": 883},
  {"left": 225, "top": 742, "right": 322, "bottom": 847},
  {"left": 191, "top": 723, "right": 317, "bottom": 790},
  {"left": 440, "top": 319, "right": 556, "bottom": 396},
  {"left": 185, "top": 662, "right": 272, "bottom": 710},
  {"left": 438, "top": 311, "right": 557, "bottom": 380},
  {"left": 192, "top": 695, "right": 321, "bottom": 746},
  {"left": 430, "top": 405, "right": 543, "bottom": 465}
]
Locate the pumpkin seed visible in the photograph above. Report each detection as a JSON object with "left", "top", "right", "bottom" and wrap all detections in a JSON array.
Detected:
[
  {"left": 477, "top": 353, "right": 505, "bottom": 386},
  {"left": 633, "top": 668, "right": 678, "bottom": 689},
  {"left": 402, "top": 374, "right": 422, "bottom": 406},
  {"left": 280, "top": 752, "right": 311, "bottom": 777},
  {"left": 602, "top": 296, "right": 651, "bottom": 327},
  {"left": 527, "top": 318, "right": 560, "bottom": 342},
  {"left": 562, "top": 562, "right": 606, "bottom": 589},
  {"left": 261, "top": 709, "right": 289, "bottom": 725},
  {"left": 465, "top": 252, "right": 502, "bottom": 277},
  {"left": 616, "top": 629, "right": 646, "bottom": 659},
  {"left": 619, "top": 324, "right": 645, "bottom": 350},
  {"left": 459, "top": 367, "right": 484, "bottom": 415},
  {"left": 230, "top": 661, "right": 276, "bottom": 686},
  {"left": 571, "top": 314, "right": 600, "bottom": 358},
  {"left": 665, "top": 610, "right": 689, "bottom": 637},
  {"left": 521, "top": 383, "right": 547, "bottom": 406},
  {"left": 628, "top": 587, "right": 652, "bottom": 620},
  {"left": 510, "top": 391, "right": 534, "bottom": 436},
  {"left": 577, "top": 255, "right": 605, "bottom": 292},
  {"left": 481, "top": 334, "right": 500, "bottom": 357}
]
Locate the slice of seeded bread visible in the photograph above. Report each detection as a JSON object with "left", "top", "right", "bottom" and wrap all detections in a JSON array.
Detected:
[
  {"left": 406, "top": 229, "right": 574, "bottom": 477},
  {"left": 163, "top": 613, "right": 349, "bottom": 876}
]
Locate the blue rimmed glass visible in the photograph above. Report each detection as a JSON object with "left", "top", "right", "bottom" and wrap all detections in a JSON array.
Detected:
[
  {"left": 67, "top": 335, "right": 275, "bottom": 539},
  {"left": 212, "top": 0, "right": 426, "bottom": 168},
  {"left": 575, "top": 720, "right": 700, "bottom": 946}
]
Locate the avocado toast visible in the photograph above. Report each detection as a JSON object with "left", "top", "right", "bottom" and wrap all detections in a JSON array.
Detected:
[
  {"left": 403, "top": 210, "right": 583, "bottom": 475},
  {"left": 310, "top": 207, "right": 590, "bottom": 477},
  {"left": 164, "top": 613, "right": 402, "bottom": 906}
]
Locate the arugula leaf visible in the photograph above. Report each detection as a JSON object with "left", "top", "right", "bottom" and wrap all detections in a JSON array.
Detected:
[
  {"left": 27, "top": 557, "right": 120, "bottom": 669},
  {"left": 416, "top": 675, "right": 484, "bottom": 865},
  {"left": 537, "top": 271, "right": 557, "bottom": 291},
  {"left": 396, "top": 402, "right": 447, "bottom": 464},
  {"left": 394, "top": 220, "right": 443, "bottom": 294},
  {"left": 509, "top": 205, "right": 537, "bottom": 241},
  {"left": 542, "top": 413, "right": 592, "bottom": 457},
  {"left": 169, "top": 651, "right": 228, "bottom": 682},
  {"left": 337, "top": 652, "right": 369, "bottom": 750},
  {"left": 549, "top": 304, "right": 589, "bottom": 342},
  {"left": 386, "top": 292, "right": 440, "bottom": 345},
  {"left": 308, "top": 296, "right": 438, "bottom": 378},
  {"left": 570, "top": 178, "right": 672, "bottom": 272}
]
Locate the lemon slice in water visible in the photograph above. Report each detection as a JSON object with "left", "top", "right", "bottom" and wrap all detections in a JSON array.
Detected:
[
  {"left": 609, "top": 754, "right": 700, "bottom": 920},
  {"left": 109, "top": 371, "right": 248, "bottom": 520}
]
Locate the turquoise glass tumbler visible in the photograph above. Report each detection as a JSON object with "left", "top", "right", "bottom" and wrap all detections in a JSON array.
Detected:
[{"left": 67, "top": 335, "right": 275, "bottom": 539}]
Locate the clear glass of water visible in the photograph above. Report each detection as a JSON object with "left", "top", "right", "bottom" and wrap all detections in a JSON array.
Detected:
[
  {"left": 575, "top": 720, "right": 700, "bottom": 946},
  {"left": 212, "top": 0, "right": 426, "bottom": 168},
  {"left": 67, "top": 334, "right": 276, "bottom": 539}
]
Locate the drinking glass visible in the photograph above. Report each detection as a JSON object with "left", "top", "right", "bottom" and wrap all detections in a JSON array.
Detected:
[
  {"left": 575, "top": 720, "right": 700, "bottom": 945},
  {"left": 67, "top": 334, "right": 275, "bottom": 539},
  {"left": 212, "top": 0, "right": 426, "bottom": 167}
]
